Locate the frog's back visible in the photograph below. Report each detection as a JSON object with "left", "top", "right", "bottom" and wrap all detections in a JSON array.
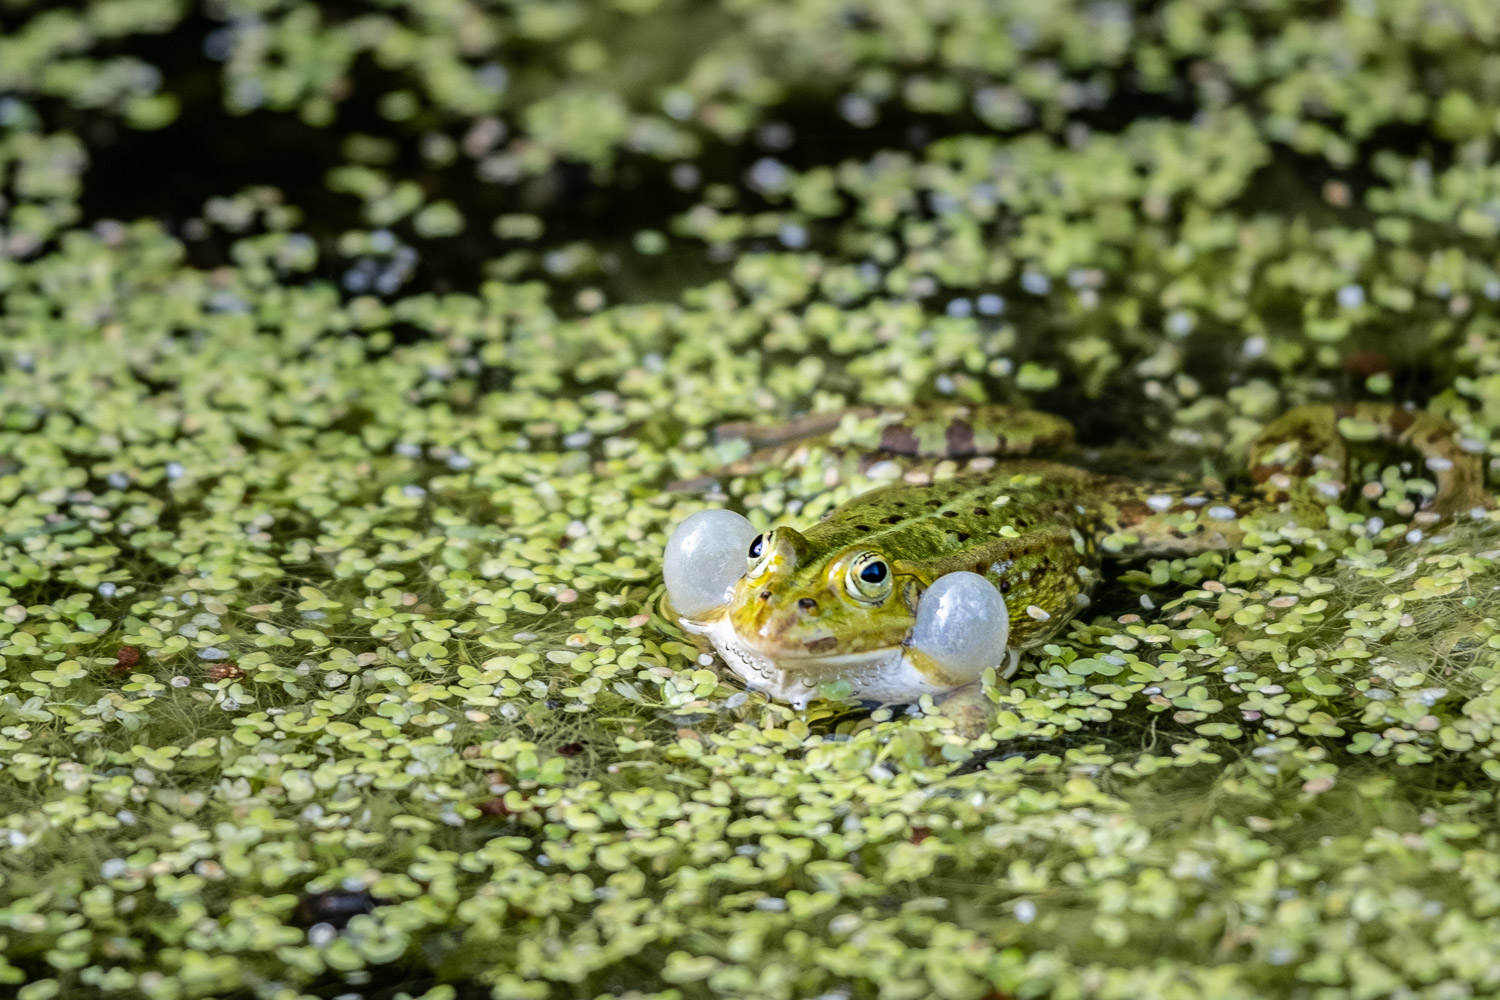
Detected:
[{"left": 808, "top": 463, "right": 1101, "bottom": 646}]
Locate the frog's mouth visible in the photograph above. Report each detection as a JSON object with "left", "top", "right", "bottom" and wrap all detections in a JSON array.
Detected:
[{"left": 681, "top": 611, "right": 952, "bottom": 707}]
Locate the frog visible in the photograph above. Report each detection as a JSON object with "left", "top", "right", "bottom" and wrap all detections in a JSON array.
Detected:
[{"left": 661, "top": 402, "right": 1492, "bottom": 728}]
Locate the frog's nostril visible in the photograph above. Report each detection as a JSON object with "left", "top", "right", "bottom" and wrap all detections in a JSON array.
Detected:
[
  {"left": 759, "top": 590, "right": 772, "bottom": 601},
  {"left": 797, "top": 598, "right": 818, "bottom": 612}
]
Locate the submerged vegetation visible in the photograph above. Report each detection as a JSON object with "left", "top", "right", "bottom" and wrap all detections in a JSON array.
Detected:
[{"left": 5, "top": 0, "right": 1500, "bottom": 997}]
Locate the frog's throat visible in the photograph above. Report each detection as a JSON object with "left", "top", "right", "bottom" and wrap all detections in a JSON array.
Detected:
[{"left": 681, "top": 611, "right": 1016, "bottom": 707}]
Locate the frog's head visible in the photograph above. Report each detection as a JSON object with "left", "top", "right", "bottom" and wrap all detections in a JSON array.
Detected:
[
  {"left": 664, "top": 509, "right": 1010, "bottom": 705},
  {"left": 724, "top": 526, "right": 916, "bottom": 659}
]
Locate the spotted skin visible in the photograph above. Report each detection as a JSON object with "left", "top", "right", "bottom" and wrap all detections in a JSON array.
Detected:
[
  {"left": 675, "top": 402, "right": 1492, "bottom": 720},
  {"left": 692, "top": 404, "right": 1074, "bottom": 487},
  {"left": 716, "top": 403, "right": 1074, "bottom": 459},
  {"left": 1249, "top": 403, "right": 1489, "bottom": 518},
  {"left": 730, "top": 465, "right": 1098, "bottom": 663}
]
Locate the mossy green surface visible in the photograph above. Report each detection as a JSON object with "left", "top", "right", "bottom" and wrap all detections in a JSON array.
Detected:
[{"left": 6, "top": 1, "right": 1500, "bottom": 998}]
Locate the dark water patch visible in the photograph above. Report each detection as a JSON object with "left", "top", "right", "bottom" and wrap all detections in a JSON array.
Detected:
[
  {"left": 58, "top": 3, "right": 1205, "bottom": 310},
  {"left": 64, "top": 9, "right": 361, "bottom": 272}
]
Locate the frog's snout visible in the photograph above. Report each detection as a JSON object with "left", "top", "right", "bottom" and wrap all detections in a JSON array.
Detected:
[
  {"left": 749, "top": 591, "right": 819, "bottom": 632},
  {"left": 752, "top": 588, "right": 818, "bottom": 612},
  {"left": 739, "top": 588, "right": 836, "bottom": 654}
]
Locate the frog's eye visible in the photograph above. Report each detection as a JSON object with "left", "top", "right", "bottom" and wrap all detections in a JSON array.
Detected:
[
  {"left": 908, "top": 571, "right": 1010, "bottom": 683},
  {"left": 746, "top": 531, "right": 774, "bottom": 578},
  {"left": 845, "top": 552, "right": 892, "bottom": 602},
  {"left": 664, "top": 509, "right": 759, "bottom": 620},
  {"left": 744, "top": 526, "right": 810, "bottom": 580}
]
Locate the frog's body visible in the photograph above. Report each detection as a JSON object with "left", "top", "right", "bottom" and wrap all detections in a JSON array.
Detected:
[
  {"left": 663, "top": 403, "right": 1491, "bottom": 715},
  {"left": 687, "top": 461, "right": 1245, "bottom": 706}
]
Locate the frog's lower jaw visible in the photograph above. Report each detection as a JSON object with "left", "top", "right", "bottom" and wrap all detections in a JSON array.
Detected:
[{"left": 683, "top": 613, "right": 1014, "bottom": 708}]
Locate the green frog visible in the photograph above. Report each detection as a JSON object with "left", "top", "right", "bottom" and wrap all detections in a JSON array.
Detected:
[{"left": 662, "top": 403, "right": 1491, "bottom": 722}]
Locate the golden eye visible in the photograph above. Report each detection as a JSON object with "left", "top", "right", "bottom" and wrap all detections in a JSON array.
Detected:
[
  {"left": 845, "top": 552, "right": 892, "bottom": 603},
  {"left": 747, "top": 531, "right": 773, "bottom": 578}
]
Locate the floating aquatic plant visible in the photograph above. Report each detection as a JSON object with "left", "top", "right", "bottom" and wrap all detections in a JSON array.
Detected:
[{"left": 4, "top": 1, "right": 1500, "bottom": 998}]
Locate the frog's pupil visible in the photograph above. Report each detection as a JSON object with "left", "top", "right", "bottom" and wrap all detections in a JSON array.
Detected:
[
  {"left": 860, "top": 561, "right": 887, "bottom": 584},
  {"left": 748, "top": 535, "right": 764, "bottom": 559}
]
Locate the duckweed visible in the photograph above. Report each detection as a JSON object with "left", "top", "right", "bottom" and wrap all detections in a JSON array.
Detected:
[{"left": 6, "top": 1, "right": 1500, "bottom": 999}]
